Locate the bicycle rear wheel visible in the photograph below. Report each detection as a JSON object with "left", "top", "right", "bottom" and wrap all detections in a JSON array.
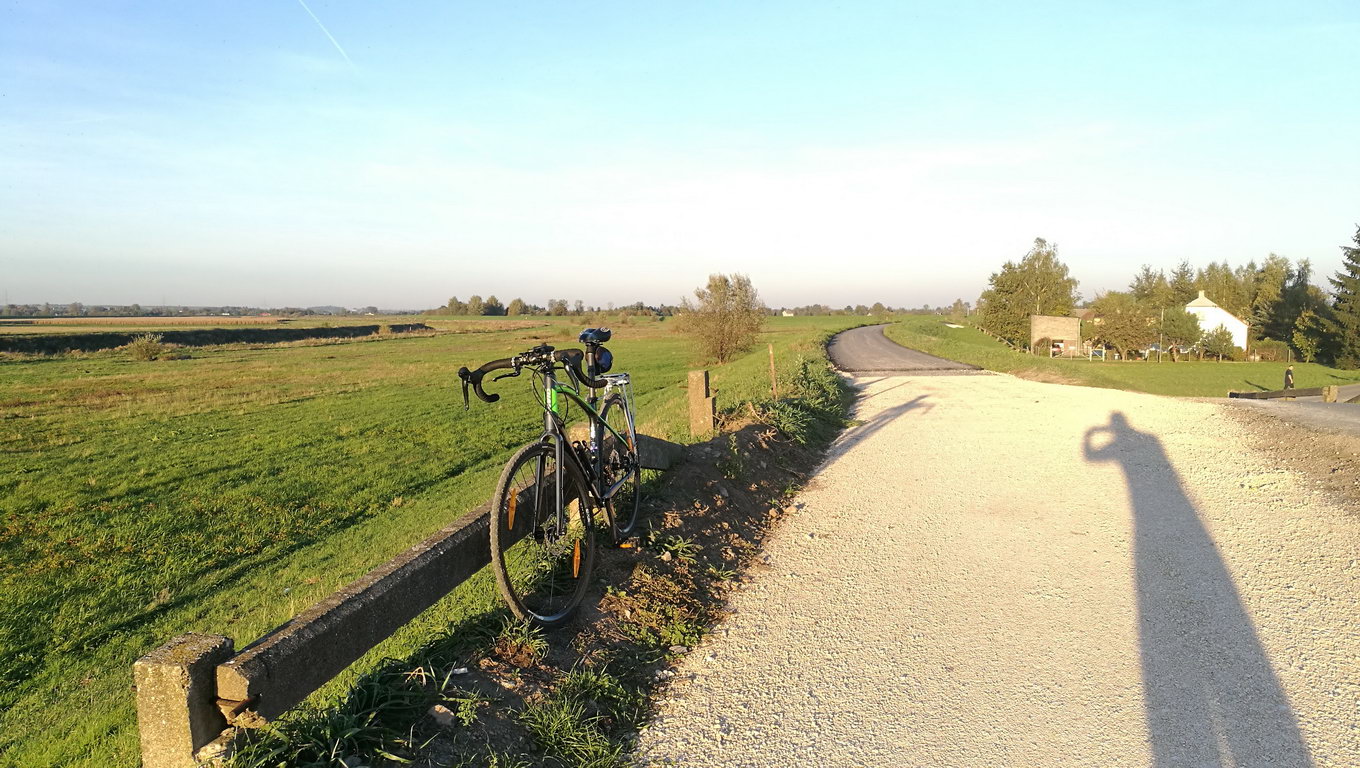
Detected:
[
  {"left": 600, "top": 394, "right": 642, "bottom": 539},
  {"left": 489, "top": 440, "right": 596, "bottom": 625}
]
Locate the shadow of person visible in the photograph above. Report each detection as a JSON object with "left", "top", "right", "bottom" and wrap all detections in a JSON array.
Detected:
[{"left": 1083, "top": 412, "right": 1313, "bottom": 767}]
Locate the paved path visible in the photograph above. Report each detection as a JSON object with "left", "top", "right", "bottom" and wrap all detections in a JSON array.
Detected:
[
  {"left": 635, "top": 374, "right": 1359, "bottom": 767},
  {"left": 826, "top": 324, "right": 978, "bottom": 375}
]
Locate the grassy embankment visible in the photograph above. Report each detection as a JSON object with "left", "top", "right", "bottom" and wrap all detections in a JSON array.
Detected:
[
  {"left": 0, "top": 314, "right": 858, "bottom": 767},
  {"left": 885, "top": 316, "right": 1360, "bottom": 397}
]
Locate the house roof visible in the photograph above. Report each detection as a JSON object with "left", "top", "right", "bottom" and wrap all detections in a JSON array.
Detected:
[
  {"left": 1186, "top": 290, "right": 1247, "bottom": 326},
  {"left": 1186, "top": 290, "right": 1220, "bottom": 308}
]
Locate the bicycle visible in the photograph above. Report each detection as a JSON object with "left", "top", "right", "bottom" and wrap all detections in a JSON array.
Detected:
[{"left": 458, "top": 328, "right": 642, "bottom": 625}]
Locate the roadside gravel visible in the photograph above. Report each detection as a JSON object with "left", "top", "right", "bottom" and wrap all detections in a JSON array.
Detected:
[{"left": 634, "top": 373, "right": 1359, "bottom": 767}]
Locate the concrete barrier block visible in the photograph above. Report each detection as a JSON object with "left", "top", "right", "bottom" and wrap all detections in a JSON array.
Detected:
[
  {"left": 689, "top": 370, "right": 715, "bottom": 436},
  {"left": 134, "top": 633, "right": 235, "bottom": 768},
  {"left": 637, "top": 434, "right": 685, "bottom": 470}
]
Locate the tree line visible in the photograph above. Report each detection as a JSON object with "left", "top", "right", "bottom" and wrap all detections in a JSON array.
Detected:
[
  {"left": 775, "top": 302, "right": 968, "bottom": 316},
  {"left": 429, "top": 296, "right": 676, "bottom": 317},
  {"left": 432, "top": 296, "right": 938, "bottom": 319},
  {"left": 977, "top": 226, "right": 1360, "bottom": 366},
  {"left": 0, "top": 303, "right": 384, "bottom": 318}
]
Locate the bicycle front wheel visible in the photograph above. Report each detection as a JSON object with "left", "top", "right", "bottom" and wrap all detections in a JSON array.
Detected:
[
  {"left": 600, "top": 394, "right": 642, "bottom": 539},
  {"left": 489, "top": 441, "right": 597, "bottom": 625}
]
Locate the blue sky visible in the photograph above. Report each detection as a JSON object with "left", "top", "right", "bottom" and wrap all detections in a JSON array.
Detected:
[{"left": 2, "top": 1, "right": 1357, "bottom": 308}]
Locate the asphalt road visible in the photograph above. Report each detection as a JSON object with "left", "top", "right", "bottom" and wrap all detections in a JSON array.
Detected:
[
  {"left": 826, "top": 324, "right": 979, "bottom": 375},
  {"left": 1224, "top": 383, "right": 1360, "bottom": 440},
  {"left": 1227, "top": 396, "right": 1360, "bottom": 436}
]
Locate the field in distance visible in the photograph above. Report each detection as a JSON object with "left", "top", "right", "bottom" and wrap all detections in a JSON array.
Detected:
[
  {"left": 0, "top": 313, "right": 856, "bottom": 766},
  {"left": 886, "top": 316, "right": 1360, "bottom": 397},
  {"left": 0, "top": 313, "right": 537, "bottom": 336}
]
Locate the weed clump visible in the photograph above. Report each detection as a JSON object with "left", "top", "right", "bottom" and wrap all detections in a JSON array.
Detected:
[
  {"left": 125, "top": 333, "right": 166, "bottom": 361},
  {"left": 757, "top": 353, "right": 853, "bottom": 443}
]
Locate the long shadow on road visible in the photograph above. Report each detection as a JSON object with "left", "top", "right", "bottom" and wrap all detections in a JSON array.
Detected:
[
  {"left": 835, "top": 394, "right": 932, "bottom": 453},
  {"left": 1084, "top": 412, "right": 1312, "bottom": 767}
]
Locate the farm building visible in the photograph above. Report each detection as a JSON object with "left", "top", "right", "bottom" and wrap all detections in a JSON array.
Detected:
[
  {"left": 1030, "top": 314, "right": 1082, "bottom": 357},
  {"left": 1186, "top": 290, "right": 1248, "bottom": 349}
]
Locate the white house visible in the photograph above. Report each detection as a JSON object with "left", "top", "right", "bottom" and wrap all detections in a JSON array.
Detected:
[{"left": 1186, "top": 290, "right": 1248, "bottom": 349}]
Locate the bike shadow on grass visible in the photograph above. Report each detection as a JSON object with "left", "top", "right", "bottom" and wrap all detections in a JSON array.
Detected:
[{"left": 1083, "top": 412, "right": 1314, "bottom": 767}]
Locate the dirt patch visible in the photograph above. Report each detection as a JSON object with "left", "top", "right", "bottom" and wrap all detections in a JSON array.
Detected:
[
  {"left": 1223, "top": 406, "right": 1360, "bottom": 513},
  {"left": 1010, "top": 367, "right": 1086, "bottom": 387}
]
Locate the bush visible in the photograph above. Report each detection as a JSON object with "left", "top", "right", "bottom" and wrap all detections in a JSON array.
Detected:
[
  {"left": 679, "top": 273, "right": 765, "bottom": 363},
  {"left": 1201, "top": 326, "right": 1236, "bottom": 360},
  {"left": 126, "top": 333, "right": 165, "bottom": 361},
  {"left": 1253, "top": 338, "right": 1291, "bottom": 362}
]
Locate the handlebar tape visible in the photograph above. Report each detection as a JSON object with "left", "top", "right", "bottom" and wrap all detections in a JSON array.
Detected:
[
  {"left": 554, "top": 349, "right": 608, "bottom": 389},
  {"left": 458, "top": 349, "right": 606, "bottom": 407}
]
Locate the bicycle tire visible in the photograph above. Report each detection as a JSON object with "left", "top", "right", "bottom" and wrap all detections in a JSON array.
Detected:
[
  {"left": 489, "top": 440, "right": 597, "bottom": 625},
  {"left": 600, "top": 394, "right": 642, "bottom": 539}
]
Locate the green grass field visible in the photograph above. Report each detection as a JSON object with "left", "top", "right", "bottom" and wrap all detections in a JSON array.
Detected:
[
  {"left": 0, "top": 315, "right": 858, "bottom": 766},
  {"left": 885, "top": 316, "right": 1360, "bottom": 396}
]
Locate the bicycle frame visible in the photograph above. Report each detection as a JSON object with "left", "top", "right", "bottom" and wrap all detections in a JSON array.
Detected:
[{"left": 537, "top": 366, "right": 637, "bottom": 526}]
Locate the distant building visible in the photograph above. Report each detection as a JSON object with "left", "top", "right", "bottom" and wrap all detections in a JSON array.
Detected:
[
  {"left": 1030, "top": 315, "right": 1082, "bottom": 357},
  {"left": 1185, "top": 290, "right": 1248, "bottom": 349}
]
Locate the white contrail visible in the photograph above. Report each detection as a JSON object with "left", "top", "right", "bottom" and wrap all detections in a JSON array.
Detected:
[{"left": 295, "top": 0, "right": 356, "bottom": 72}]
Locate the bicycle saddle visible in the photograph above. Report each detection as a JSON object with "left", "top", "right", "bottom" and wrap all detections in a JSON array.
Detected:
[{"left": 579, "top": 327, "right": 612, "bottom": 344}]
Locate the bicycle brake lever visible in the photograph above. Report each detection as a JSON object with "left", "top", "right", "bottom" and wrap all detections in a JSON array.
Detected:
[
  {"left": 492, "top": 370, "right": 519, "bottom": 382},
  {"left": 457, "top": 367, "right": 471, "bottom": 410}
]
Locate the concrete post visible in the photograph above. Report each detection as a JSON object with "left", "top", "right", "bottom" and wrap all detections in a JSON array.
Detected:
[
  {"left": 1324, "top": 385, "right": 1338, "bottom": 403},
  {"left": 134, "top": 633, "right": 235, "bottom": 768},
  {"left": 688, "top": 370, "right": 715, "bottom": 437}
]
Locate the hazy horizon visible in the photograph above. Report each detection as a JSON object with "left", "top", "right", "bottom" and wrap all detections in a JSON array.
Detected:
[{"left": 3, "top": 1, "right": 1357, "bottom": 308}]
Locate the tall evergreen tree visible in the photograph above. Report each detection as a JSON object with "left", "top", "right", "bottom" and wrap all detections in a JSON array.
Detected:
[
  {"left": 1328, "top": 226, "right": 1360, "bottom": 369},
  {"left": 1129, "top": 266, "right": 1173, "bottom": 308},
  {"left": 1168, "top": 260, "right": 1197, "bottom": 305},
  {"left": 1249, "top": 254, "right": 1291, "bottom": 341}
]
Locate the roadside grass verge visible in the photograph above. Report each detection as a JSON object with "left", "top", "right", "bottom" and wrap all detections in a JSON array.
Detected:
[
  {"left": 885, "top": 316, "right": 1360, "bottom": 397},
  {"left": 0, "top": 315, "right": 860, "bottom": 766}
]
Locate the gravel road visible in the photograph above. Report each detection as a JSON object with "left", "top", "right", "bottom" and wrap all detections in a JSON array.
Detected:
[{"left": 635, "top": 373, "right": 1359, "bottom": 767}]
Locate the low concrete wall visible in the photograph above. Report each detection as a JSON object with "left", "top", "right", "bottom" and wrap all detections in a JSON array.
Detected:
[
  {"left": 216, "top": 500, "right": 499, "bottom": 722},
  {"left": 1229, "top": 385, "right": 1336, "bottom": 401},
  {"left": 135, "top": 433, "right": 686, "bottom": 767}
]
